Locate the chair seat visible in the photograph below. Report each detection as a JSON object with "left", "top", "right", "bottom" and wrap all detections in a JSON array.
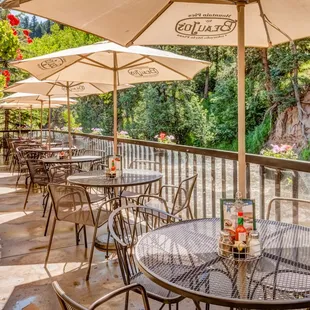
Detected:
[
  {"left": 131, "top": 272, "right": 183, "bottom": 303},
  {"left": 88, "top": 193, "right": 107, "bottom": 204},
  {"left": 120, "top": 190, "right": 141, "bottom": 199},
  {"left": 59, "top": 202, "right": 110, "bottom": 227}
]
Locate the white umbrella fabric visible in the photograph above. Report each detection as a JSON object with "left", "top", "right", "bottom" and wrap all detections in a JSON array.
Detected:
[
  {"left": 0, "top": 102, "right": 62, "bottom": 137},
  {"left": 1, "top": 94, "right": 76, "bottom": 144},
  {"left": 9, "top": 41, "right": 211, "bottom": 155},
  {"left": 4, "top": 0, "right": 310, "bottom": 196},
  {"left": 5, "top": 77, "right": 134, "bottom": 156},
  {"left": 3, "top": 0, "right": 309, "bottom": 47}
]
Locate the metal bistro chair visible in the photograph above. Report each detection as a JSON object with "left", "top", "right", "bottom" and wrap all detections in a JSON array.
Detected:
[
  {"left": 109, "top": 201, "right": 184, "bottom": 310},
  {"left": 120, "top": 159, "right": 161, "bottom": 204},
  {"left": 147, "top": 174, "right": 198, "bottom": 219},
  {"left": 46, "top": 183, "right": 114, "bottom": 280},
  {"left": 23, "top": 159, "right": 50, "bottom": 217},
  {"left": 45, "top": 164, "right": 107, "bottom": 237},
  {"left": 248, "top": 197, "right": 310, "bottom": 303},
  {"left": 52, "top": 281, "right": 150, "bottom": 310}
]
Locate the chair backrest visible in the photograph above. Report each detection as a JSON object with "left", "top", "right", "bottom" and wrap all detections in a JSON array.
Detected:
[
  {"left": 109, "top": 204, "right": 181, "bottom": 285},
  {"left": 89, "top": 157, "right": 107, "bottom": 171},
  {"left": 48, "top": 164, "right": 81, "bottom": 184},
  {"left": 52, "top": 281, "right": 88, "bottom": 310},
  {"left": 266, "top": 197, "right": 310, "bottom": 225},
  {"left": 48, "top": 183, "right": 96, "bottom": 226},
  {"left": 26, "top": 159, "right": 49, "bottom": 185},
  {"left": 52, "top": 281, "right": 150, "bottom": 310},
  {"left": 164, "top": 174, "right": 198, "bottom": 215},
  {"left": 71, "top": 148, "right": 86, "bottom": 156}
]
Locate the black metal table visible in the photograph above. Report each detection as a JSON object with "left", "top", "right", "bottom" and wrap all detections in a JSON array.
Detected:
[
  {"left": 68, "top": 169, "right": 163, "bottom": 251},
  {"left": 135, "top": 218, "right": 310, "bottom": 309}
]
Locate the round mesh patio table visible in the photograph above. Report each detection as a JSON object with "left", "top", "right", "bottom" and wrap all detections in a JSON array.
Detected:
[
  {"left": 135, "top": 218, "right": 310, "bottom": 309},
  {"left": 42, "top": 155, "right": 102, "bottom": 165},
  {"left": 67, "top": 169, "right": 162, "bottom": 188}
]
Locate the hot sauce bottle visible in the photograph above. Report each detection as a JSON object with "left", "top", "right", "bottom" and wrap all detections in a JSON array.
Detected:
[{"left": 235, "top": 211, "right": 247, "bottom": 242}]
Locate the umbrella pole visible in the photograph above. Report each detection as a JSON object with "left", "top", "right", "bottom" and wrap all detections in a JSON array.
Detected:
[
  {"left": 237, "top": 1, "right": 246, "bottom": 198},
  {"left": 48, "top": 96, "right": 51, "bottom": 150},
  {"left": 66, "top": 82, "right": 72, "bottom": 159},
  {"left": 18, "top": 108, "right": 21, "bottom": 137},
  {"left": 30, "top": 105, "right": 33, "bottom": 137},
  {"left": 40, "top": 101, "right": 43, "bottom": 144},
  {"left": 113, "top": 52, "right": 117, "bottom": 155}
]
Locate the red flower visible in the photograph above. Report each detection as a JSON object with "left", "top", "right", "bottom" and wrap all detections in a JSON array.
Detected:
[
  {"left": 12, "top": 28, "right": 17, "bottom": 36},
  {"left": 27, "top": 37, "right": 33, "bottom": 44},
  {"left": 2, "top": 70, "right": 10, "bottom": 77},
  {"left": 16, "top": 49, "right": 23, "bottom": 60},
  {"left": 23, "top": 29, "right": 30, "bottom": 36},
  {"left": 7, "top": 14, "right": 20, "bottom": 26},
  {"left": 159, "top": 132, "right": 166, "bottom": 140}
]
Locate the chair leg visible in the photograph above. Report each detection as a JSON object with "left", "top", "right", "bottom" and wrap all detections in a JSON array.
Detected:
[
  {"left": 83, "top": 225, "right": 88, "bottom": 249},
  {"left": 124, "top": 291, "right": 129, "bottom": 310},
  {"left": 169, "top": 304, "right": 172, "bottom": 310},
  {"left": 75, "top": 224, "right": 80, "bottom": 246},
  {"left": 42, "top": 193, "right": 49, "bottom": 217},
  {"left": 44, "top": 202, "right": 53, "bottom": 236},
  {"left": 23, "top": 182, "right": 32, "bottom": 210},
  {"left": 15, "top": 171, "right": 21, "bottom": 187},
  {"left": 44, "top": 217, "right": 56, "bottom": 267},
  {"left": 105, "top": 230, "right": 110, "bottom": 259},
  {"left": 85, "top": 225, "right": 99, "bottom": 281}
]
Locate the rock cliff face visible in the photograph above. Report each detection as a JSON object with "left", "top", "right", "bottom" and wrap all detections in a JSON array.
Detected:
[{"left": 268, "top": 102, "right": 310, "bottom": 148}]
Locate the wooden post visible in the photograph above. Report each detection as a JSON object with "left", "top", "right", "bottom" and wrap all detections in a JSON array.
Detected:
[
  {"left": 237, "top": 1, "right": 246, "bottom": 197},
  {"left": 113, "top": 52, "right": 118, "bottom": 155},
  {"left": 48, "top": 96, "right": 51, "bottom": 150},
  {"left": 40, "top": 101, "right": 43, "bottom": 144},
  {"left": 18, "top": 108, "right": 21, "bottom": 137},
  {"left": 66, "top": 82, "right": 72, "bottom": 159}
]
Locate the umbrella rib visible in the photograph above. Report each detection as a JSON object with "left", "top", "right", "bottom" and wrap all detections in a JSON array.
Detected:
[
  {"left": 257, "top": 0, "right": 272, "bottom": 46},
  {"left": 119, "top": 59, "right": 154, "bottom": 70},
  {"left": 126, "top": 1, "right": 174, "bottom": 46},
  {"left": 80, "top": 55, "right": 114, "bottom": 70},
  {"left": 144, "top": 55, "right": 192, "bottom": 80},
  {"left": 117, "top": 56, "right": 148, "bottom": 70}
]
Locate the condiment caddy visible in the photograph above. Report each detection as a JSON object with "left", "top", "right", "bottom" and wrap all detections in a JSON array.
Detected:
[
  {"left": 218, "top": 194, "right": 261, "bottom": 261},
  {"left": 105, "top": 155, "right": 122, "bottom": 178}
]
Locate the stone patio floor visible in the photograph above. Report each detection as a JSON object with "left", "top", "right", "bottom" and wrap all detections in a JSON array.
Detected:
[{"left": 0, "top": 162, "right": 225, "bottom": 310}]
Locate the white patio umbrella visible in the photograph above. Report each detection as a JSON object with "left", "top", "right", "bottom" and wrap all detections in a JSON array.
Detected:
[
  {"left": 0, "top": 93, "right": 76, "bottom": 144},
  {"left": 4, "top": 0, "right": 310, "bottom": 195},
  {"left": 0, "top": 102, "right": 62, "bottom": 137},
  {"left": 5, "top": 77, "right": 134, "bottom": 156},
  {"left": 9, "top": 41, "right": 211, "bottom": 155}
]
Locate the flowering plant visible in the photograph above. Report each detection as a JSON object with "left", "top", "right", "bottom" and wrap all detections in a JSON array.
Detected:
[
  {"left": 54, "top": 126, "right": 61, "bottom": 131},
  {"left": 155, "top": 132, "right": 175, "bottom": 144},
  {"left": 72, "top": 127, "right": 83, "bottom": 133},
  {"left": 91, "top": 128, "right": 102, "bottom": 135},
  {"left": 118, "top": 130, "right": 131, "bottom": 138},
  {"left": 261, "top": 144, "right": 297, "bottom": 160},
  {"left": 61, "top": 126, "right": 68, "bottom": 132}
]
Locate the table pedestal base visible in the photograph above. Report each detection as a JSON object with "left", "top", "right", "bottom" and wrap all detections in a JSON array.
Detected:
[{"left": 95, "top": 233, "right": 116, "bottom": 252}]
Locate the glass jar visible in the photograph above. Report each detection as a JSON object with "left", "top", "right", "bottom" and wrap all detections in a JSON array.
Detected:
[
  {"left": 219, "top": 230, "right": 233, "bottom": 257},
  {"left": 249, "top": 230, "right": 261, "bottom": 257}
]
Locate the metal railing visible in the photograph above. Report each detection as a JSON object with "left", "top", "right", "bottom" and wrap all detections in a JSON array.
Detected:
[{"left": 1, "top": 129, "right": 310, "bottom": 225}]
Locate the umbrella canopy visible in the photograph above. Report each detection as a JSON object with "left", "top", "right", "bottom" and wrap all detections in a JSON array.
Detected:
[
  {"left": 5, "top": 77, "right": 134, "bottom": 156},
  {"left": 5, "top": 77, "right": 134, "bottom": 97},
  {"left": 2, "top": 0, "right": 309, "bottom": 47},
  {"left": 9, "top": 41, "right": 211, "bottom": 155},
  {"left": 1, "top": 93, "right": 76, "bottom": 144},
  {"left": 1, "top": 92, "right": 77, "bottom": 105},
  {"left": 0, "top": 102, "right": 62, "bottom": 136},
  {"left": 0, "top": 102, "right": 62, "bottom": 109},
  {"left": 3, "top": 0, "right": 310, "bottom": 198}
]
